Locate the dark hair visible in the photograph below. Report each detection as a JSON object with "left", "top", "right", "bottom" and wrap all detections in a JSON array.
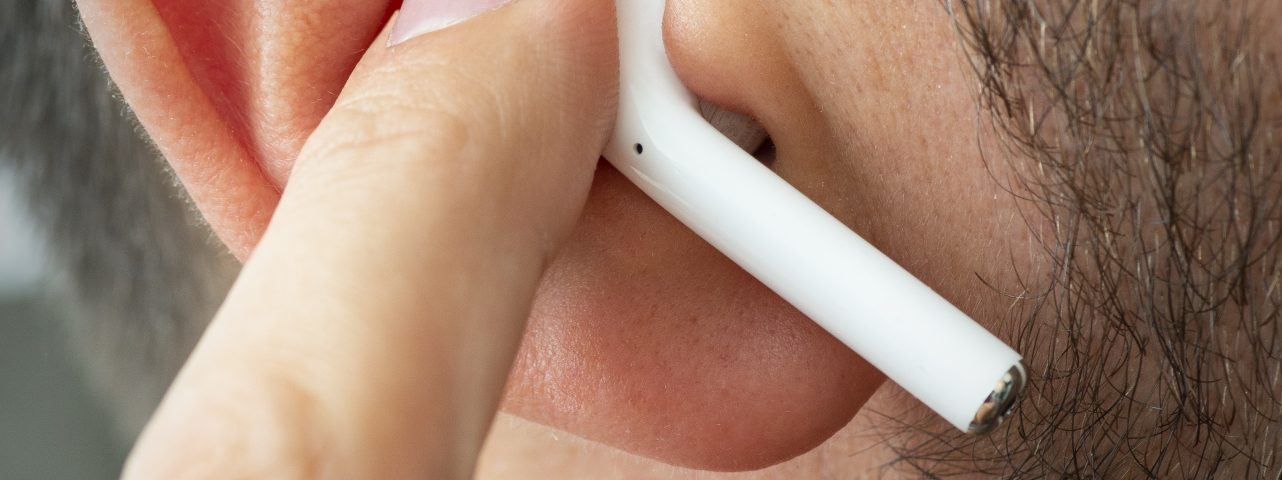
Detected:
[
  {"left": 2, "top": 1, "right": 1278, "bottom": 477},
  {"left": 0, "top": 0, "right": 236, "bottom": 439},
  {"left": 883, "top": 0, "right": 1281, "bottom": 477}
]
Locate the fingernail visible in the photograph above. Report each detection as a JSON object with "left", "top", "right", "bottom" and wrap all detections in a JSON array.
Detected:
[{"left": 389, "top": 0, "right": 515, "bottom": 46}]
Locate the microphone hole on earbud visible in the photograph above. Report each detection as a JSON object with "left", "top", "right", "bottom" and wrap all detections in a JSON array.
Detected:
[{"left": 634, "top": 143, "right": 644, "bottom": 155}]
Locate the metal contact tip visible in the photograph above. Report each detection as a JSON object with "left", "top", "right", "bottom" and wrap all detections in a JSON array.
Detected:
[{"left": 967, "top": 363, "right": 1025, "bottom": 435}]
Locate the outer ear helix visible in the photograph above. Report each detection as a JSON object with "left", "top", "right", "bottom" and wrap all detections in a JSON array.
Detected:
[
  {"left": 77, "top": 0, "right": 397, "bottom": 259},
  {"left": 77, "top": 0, "right": 282, "bottom": 259}
]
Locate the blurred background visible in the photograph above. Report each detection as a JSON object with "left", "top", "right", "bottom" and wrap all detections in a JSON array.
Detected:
[
  {"left": 1, "top": 2, "right": 125, "bottom": 476},
  {"left": 2, "top": 2, "right": 239, "bottom": 478},
  {"left": 1, "top": 171, "right": 125, "bottom": 478}
]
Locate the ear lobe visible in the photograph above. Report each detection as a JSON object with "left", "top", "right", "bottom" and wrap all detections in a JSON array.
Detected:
[{"left": 77, "top": 0, "right": 398, "bottom": 258}]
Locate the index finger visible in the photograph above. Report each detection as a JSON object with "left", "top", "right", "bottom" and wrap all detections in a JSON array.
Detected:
[{"left": 103, "top": 0, "right": 618, "bottom": 477}]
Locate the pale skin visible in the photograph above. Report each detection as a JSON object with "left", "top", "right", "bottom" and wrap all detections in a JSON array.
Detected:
[{"left": 81, "top": 0, "right": 1044, "bottom": 477}]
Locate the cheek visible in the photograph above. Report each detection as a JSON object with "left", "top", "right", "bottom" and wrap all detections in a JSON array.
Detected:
[{"left": 501, "top": 165, "right": 884, "bottom": 471}]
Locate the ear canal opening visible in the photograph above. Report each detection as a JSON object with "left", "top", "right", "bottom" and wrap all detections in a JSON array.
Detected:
[
  {"left": 751, "top": 136, "right": 776, "bottom": 166},
  {"left": 698, "top": 98, "right": 772, "bottom": 165}
]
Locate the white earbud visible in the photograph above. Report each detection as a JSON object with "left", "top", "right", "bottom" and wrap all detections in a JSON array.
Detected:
[{"left": 602, "top": 0, "right": 1024, "bottom": 434}]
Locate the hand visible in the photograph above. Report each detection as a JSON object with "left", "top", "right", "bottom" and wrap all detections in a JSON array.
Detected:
[{"left": 119, "top": 0, "right": 617, "bottom": 477}]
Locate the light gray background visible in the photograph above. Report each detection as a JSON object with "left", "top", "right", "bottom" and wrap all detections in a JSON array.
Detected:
[{"left": 1, "top": 171, "right": 125, "bottom": 479}]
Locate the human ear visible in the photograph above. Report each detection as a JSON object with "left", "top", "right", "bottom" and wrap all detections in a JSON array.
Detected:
[
  {"left": 80, "top": 0, "right": 890, "bottom": 472},
  {"left": 77, "top": 0, "right": 399, "bottom": 257}
]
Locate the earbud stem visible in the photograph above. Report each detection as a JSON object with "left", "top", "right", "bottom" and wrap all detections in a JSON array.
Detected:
[{"left": 604, "top": 0, "right": 1024, "bottom": 433}]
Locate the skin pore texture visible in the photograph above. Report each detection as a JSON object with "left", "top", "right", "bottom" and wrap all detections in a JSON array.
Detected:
[
  {"left": 76, "top": 0, "right": 1031, "bottom": 472},
  {"left": 5, "top": 0, "right": 1278, "bottom": 477}
]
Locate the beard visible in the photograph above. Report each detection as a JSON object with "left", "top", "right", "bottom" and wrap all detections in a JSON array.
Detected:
[
  {"left": 887, "top": 0, "right": 1282, "bottom": 477},
  {"left": 1, "top": 0, "right": 1278, "bottom": 478}
]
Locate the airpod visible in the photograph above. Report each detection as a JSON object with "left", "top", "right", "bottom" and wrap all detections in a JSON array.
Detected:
[{"left": 602, "top": 0, "right": 1025, "bottom": 434}]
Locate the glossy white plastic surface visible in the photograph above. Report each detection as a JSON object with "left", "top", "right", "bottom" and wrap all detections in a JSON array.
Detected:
[{"left": 602, "top": 0, "right": 1023, "bottom": 432}]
